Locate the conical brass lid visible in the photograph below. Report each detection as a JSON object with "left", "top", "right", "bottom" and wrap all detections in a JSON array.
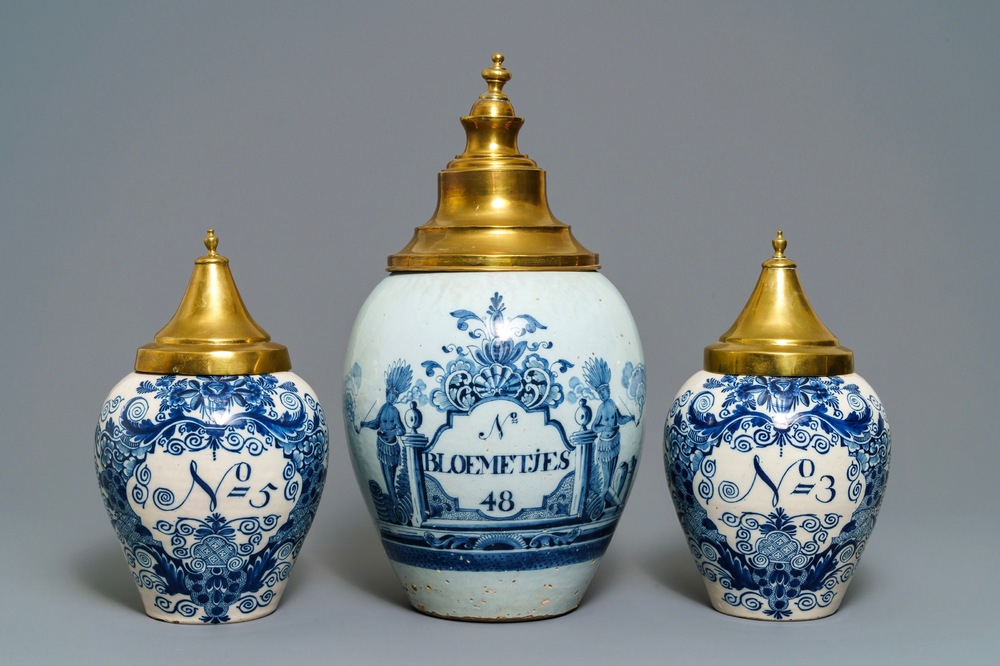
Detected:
[
  {"left": 134, "top": 230, "right": 291, "bottom": 375},
  {"left": 704, "top": 232, "right": 854, "bottom": 377},
  {"left": 387, "top": 54, "right": 599, "bottom": 272}
]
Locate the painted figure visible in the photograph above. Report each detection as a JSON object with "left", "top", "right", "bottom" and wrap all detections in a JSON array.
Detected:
[
  {"left": 360, "top": 362, "right": 411, "bottom": 509},
  {"left": 584, "top": 358, "right": 634, "bottom": 507}
]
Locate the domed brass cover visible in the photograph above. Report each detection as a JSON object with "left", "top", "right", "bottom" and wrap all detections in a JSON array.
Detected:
[
  {"left": 704, "top": 232, "right": 854, "bottom": 377},
  {"left": 387, "top": 54, "right": 599, "bottom": 272},
  {"left": 134, "top": 230, "right": 291, "bottom": 375}
]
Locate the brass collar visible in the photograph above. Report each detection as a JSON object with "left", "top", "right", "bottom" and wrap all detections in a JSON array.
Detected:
[
  {"left": 134, "top": 230, "right": 291, "bottom": 375},
  {"left": 704, "top": 232, "right": 854, "bottom": 377},
  {"left": 387, "top": 54, "right": 599, "bottom": 272}
]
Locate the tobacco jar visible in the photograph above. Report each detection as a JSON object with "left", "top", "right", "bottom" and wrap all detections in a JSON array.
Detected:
[
  {"left": 663, "top": 232, "right": 890, "bottom": 620},
  {"left": 343, "top": 55, "right": 645, "bottom": 620},
  {"left": 95, "top": 230, "right": 328, "bottom": 623}
]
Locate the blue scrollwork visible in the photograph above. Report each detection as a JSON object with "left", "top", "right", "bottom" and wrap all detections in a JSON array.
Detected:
[
  {"left": 102, "top": 375, "right": 317, "bottom": 465},
  {"left": 344, "top": 292, "right": 644, "bottom": 572},
  {"left": 96, "top": 374, "right": 327, "bottom": 623},
  {"left": 664, "top": 374, "right": 889, "bottom": 619},
  {"left": 420, "top": 293, "right": 571, "bottom": 413}
]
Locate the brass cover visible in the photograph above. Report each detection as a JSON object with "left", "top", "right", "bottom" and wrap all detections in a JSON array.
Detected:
[
  {"left": 704, "top": 232, "right": 854, "bottom": 377},
  {"left": 388, "top": 54, "right": 599, "bottom": 272},
  {"left": 134, "top": 230, "right": 291, "bottom": 375}
]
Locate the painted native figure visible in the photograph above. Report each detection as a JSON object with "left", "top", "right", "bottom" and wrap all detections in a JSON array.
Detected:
[
  {"left": 584, "top": 358, "right": 634, "bottom": 508},
  {"left": 360, "top": 361, "right": 411, "bottom": 509}
]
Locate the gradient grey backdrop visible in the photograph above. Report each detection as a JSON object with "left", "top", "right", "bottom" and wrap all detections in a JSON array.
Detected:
[{"left": 2, "top": 2, "right": 997, "bottom": 663}]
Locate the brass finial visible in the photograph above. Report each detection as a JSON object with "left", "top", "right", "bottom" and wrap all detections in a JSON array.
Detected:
[
  {"left": 703, "top": 232, "right": 854, "bottom": 376},
  {"left": 387, "top": 54, "right": 599, "bottom": 272},
  {"left": 134, "top": 230, "right": 291, "bottom": 375},
  {"left": 482, "top": 53, "right": 511, "bottom": 95},
  {"left": 196, "top": 228, "right": 226, "bottom": 265},
  {"left": 772, "top": 230, "right": 786, "bottom": 258},
  {"left": 204, "top": 228, "right": 219, "bottom": 255},
  {"left": 466, "top": 52, "right": 516, "bottom": 121}
]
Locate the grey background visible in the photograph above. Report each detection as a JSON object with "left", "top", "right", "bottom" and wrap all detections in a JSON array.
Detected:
[{"left": 1, "top": 1, "right": 997, "bottom": 663}]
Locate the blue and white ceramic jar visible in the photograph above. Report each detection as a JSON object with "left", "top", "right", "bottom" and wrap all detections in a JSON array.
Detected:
[
  {"left": 95, "top": 231, "right": 328, "bottom": 623},
  {"left": 343, "top": 55, "right": 645, "bottom": 620},
  {"left": 664, "top": 233, "right": 890, "bottom": 620}
]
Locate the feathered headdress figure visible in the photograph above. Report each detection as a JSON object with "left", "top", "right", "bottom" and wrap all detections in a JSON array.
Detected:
[
  {"left": 583, "top": 358, "right": 611, "bottom": 391},
  {"left": 384, "top": 360, "right": 413, "bottom": 400}
]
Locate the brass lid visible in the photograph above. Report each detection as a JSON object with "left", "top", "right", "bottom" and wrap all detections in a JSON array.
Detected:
[
  {"left": 704, "top": 231, "right": 854, "bottom": 377},
  {"left": 387, "top": 53, "right": 599, "bottom": 272},
  {"left": 134, "top": 230, "right": 291, "bottom": 375}
]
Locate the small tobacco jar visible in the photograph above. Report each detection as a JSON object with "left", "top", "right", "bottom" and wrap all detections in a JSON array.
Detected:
[
  {"left": 95, "top": 230, "right": 328, "bottom": 623},
  {"left": 663, "top": 232, "right": 890, "bottom": 620}
]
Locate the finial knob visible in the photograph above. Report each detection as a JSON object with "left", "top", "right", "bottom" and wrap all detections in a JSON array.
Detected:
[
  {"left": 481, "top": 53, "right": 512, "bottom": 95},
  {"left": 772, "top": 230, "right": 787, "bottom": 259},
  {"left": 204, "top": 229, "right": 219, "bottom": 255}
]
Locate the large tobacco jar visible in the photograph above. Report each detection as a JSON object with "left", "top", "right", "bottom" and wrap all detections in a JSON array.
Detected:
[
  {"left": 343, "top": 55, "right": 645, "bottom": 620},
  {"left": 95, "top": 231, "right": 328, "bottom": 623},
  {"left": 664, "top": 232, "right": 890, "bottom": 620}
]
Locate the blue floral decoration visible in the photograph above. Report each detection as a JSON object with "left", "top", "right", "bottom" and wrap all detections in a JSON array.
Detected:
[
  {"left": 421, "top": 292, "right": 572, "bottom": 413},
  {"left": 665, "top": 374, "right": 889, "bottom": 619},
  {"left": 96, "top": 374, "right": 327, "bottom": 623}
]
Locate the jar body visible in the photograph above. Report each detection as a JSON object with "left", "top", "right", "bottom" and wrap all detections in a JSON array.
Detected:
[
  {"left": 95, "top": 371, "right": 328, "bottom": 623},
  {"left": 344, "top": 272, "right": 645, "bottom": 620},
  {"left": 664, "top": 371, "right": 890, "bottom": 620}
]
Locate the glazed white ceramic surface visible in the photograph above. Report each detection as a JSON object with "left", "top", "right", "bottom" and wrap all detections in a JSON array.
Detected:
[
  {"left": 96, "top": 371, "right": 328, "bottom": 623},
  {"left": 344, "top": 272, "right": 645, "bottom": 620},
  {"left": 664, "top": 370, "right": 890, "bottom": 620}
]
